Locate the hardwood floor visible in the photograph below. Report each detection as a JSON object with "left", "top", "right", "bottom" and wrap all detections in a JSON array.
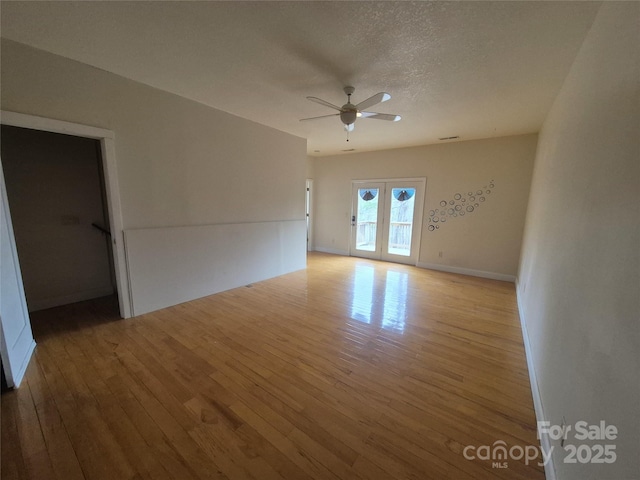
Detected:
[{"left": 1, "top": 252, "right": 545, "bottom": 479}]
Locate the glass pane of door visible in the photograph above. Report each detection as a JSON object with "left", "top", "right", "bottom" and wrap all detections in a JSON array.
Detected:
[
  {"left": 355, "top": 188, "right": 379, "bottom": 252},
  {"left": 387, "top": 188, "right": 416, "bottom": 256}
]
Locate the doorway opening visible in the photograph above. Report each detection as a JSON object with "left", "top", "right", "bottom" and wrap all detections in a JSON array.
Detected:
[
  {"left": 350, "top": 178, "right": 425, "bottom": 265},
  {"left": 0, "top": 111, "right": 131, "bottom": 319},
  {"left": 1, "top": 125, "right": 117, "bottom": 314}
]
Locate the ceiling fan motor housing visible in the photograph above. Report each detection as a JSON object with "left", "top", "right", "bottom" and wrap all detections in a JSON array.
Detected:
[{"left": 340, "top": 104, "right": 357, "bottom": 125}]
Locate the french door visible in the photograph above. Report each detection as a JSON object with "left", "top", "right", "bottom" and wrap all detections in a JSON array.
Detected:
[{"left": 350, "top": 179, "right": 425, "bottom": 265}]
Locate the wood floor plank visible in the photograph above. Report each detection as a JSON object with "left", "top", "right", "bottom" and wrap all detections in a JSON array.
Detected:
[
  {"left": 2, "top": 253, "right": 545, "bottom": 479},
  {"left": 35, "top": 345, "right": 136, "bottom": 480},
  {"left": 1, "top": 387, "right": 32, "bottom": 480},
  {"left": 26, "top": 361, "right": 85, "bottom": 480}
]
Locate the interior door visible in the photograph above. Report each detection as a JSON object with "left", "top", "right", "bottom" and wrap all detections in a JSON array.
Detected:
[
  {"left": 351, "top": 179, "right": 425, "bottom": 265},
  {"left": 0, "top": 161, "right": 36, "bottom": 388}
]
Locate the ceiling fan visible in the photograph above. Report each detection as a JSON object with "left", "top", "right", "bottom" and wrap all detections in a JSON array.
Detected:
[{"left": 300, "top": 86, "right": 401, "bottom": 139}]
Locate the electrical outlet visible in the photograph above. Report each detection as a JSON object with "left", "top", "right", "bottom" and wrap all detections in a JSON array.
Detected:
[
  {"left": 61, "top": 214, "right": 80, "bottom": 225},
  {"left": 438, "top": 251, "right": 443, "bottom": 258}
]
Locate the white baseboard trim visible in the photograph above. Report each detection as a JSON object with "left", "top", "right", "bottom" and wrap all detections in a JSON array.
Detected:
[
  {"left": 516, "top": 279, "right": 556, "bottom": 480},
  {"left": 313, "top": 247, "right": 350, "bottom": 256},
  {"left": 28, "top": 286, "right": 115, "bottom": 312},
  {"left": 416, "top": 262, "right": 516, "bottom": 283}
]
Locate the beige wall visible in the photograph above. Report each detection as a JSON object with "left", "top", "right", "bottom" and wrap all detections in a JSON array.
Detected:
[
  {"left": 1, "top": 40, "right": 308, "bottom": 315},
  {"left": 312, "top": 134, "right": 536, "bottom": 278},
  {"left": 306, "top": 155, "right": 315, "bottom": 179},
  {"left": 1, "top": 40, "right": 306, "bottom": 229},
  {"left": 518, "top": 3, "right": 639, "bottom": 479}
]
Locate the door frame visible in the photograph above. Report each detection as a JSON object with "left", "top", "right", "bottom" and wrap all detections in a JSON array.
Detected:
[
  {"left": 350, "top": 177, "right": 426, "bottom": 265},
  {"left": 306, "top": 179, "right": 313, "bottom": 251},
  {"left": 1, "top": 111, "right": 132, "bottom": 319}
]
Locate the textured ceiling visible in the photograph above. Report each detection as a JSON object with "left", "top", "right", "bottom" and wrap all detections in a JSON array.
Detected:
[{"left": 1, "top": 1, "right": 600, "bottom": 156}]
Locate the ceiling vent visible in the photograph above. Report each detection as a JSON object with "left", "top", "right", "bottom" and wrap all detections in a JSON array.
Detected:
[{"left": 438, "top": 136, "right": 460, "bottom": 141}]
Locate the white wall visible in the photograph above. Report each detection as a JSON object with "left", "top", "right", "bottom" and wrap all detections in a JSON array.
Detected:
[
  {"left": 125, "top": 220, "right": 306, "bottom": 315},
  {"left": 1, "top": 126, "right": 114, "bottom": 311},
  {"left": 1, "top": 39, "right": 308, "bottom": 316},
  {"left": 306, "top": 155, "right": 315, "bottom": 179},
  {"left": 312, "top": 134, "right": 536, "bottom": 278},
  {"left": 517, "top": 3, "right": 639, "bottom": 479}
]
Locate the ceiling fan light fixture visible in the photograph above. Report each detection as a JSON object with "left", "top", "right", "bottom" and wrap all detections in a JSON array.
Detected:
[{"left": 340, "top": 109, "right": 357, "bottom": 125}]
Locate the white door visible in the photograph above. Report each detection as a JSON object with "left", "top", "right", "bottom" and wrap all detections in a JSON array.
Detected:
[
  {"left": 351, "top": 179, "right": 425, "bottom": 265},
  {"left": 0, "top": 161, "right": 36, "bottom": 388}
]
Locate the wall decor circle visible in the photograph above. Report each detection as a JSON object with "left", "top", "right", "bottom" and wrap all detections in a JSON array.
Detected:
[{"left": 429, "top": 180, "right": 495, "bottom": 232}]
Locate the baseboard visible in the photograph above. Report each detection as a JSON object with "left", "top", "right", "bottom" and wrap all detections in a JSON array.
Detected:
[
  {"left": 313, "top": 247, "right": 350, "bottom": 256},
  {"left": 416, "top": 262, "right": 516, "bottom": 283},
  {"left": 27, "top": 286, "right": 115, "bottom": 312},
  {"left": 516, "top": 279, "right": 556, "bottom": 480}
]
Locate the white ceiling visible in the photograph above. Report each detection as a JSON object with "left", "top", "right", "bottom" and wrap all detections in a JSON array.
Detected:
[{"left": 1, "top": 1, "right": 600, "bottom": 156}]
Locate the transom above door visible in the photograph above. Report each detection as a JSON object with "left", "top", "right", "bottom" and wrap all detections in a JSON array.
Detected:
[{"left": 350, "top": 179, "right": 425, "bottom": 265}]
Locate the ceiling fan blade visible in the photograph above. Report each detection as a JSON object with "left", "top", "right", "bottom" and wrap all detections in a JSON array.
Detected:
[
  {"left": 360, "top": 112, "right": 401, "bottom": 122},
  {"left": 344, "top": 123, "right": 355, "bottom": 132},
  {"left": 355, "top": 92, "right": 391, "bottom": 111},
  {"left": 306, "top": 96, "right": 343, "bottom": 111},
  {"left": 300, "top": 113, "right": 340, "bottom": 121}
]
